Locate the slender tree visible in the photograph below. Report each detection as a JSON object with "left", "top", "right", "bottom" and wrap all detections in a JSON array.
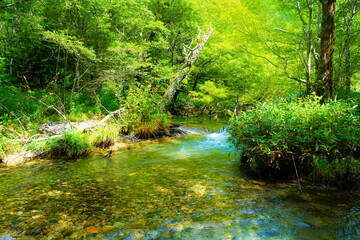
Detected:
[
  {"left": 334, "top": 0, "right": 359, "bottom": 94},
  {"left": 317, "top": 0, "right": 336, "bottom": 101}
]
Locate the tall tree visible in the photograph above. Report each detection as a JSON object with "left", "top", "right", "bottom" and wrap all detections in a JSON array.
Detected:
[{"left": 317, "top": 0, "right": 336, "bottom": 101}]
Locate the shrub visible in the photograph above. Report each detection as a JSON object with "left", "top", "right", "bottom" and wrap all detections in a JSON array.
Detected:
[
  {"left": 122, "top": 85, "right": 170, "bottom": 138},
  {"left": 41, "top": 131, "right": 93, "bottom": 159},
  {"left": 0, "top": 133, "right": 22, "bottom": 158},
  {"left": 228, "top": 97, "right": 360, "bottom": 185}
]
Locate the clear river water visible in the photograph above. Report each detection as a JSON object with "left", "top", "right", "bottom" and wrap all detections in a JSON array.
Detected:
[{"left": 0, "top": 119, "right": 359, "bottom": 239}]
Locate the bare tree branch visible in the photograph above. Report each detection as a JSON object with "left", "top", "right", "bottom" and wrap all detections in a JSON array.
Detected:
[
  {"left": 27, "top": 94, "right": 74, "bottom": 128},
  {"left": 262, "top": 21, "right": 300, "bottom": 37},
  {"left": 0, "top": 103, "right": 28, "bottom": 134},
  {"left": 240, "top": 45, "right": 281, "bottom": 68},
  {"left": 240, "top": 45, "right": 307, "bottom": 84}
]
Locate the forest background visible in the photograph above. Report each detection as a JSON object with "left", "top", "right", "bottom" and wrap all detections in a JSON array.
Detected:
[{"left": 1, "top": 0, "right": 360, "bottom": 183}]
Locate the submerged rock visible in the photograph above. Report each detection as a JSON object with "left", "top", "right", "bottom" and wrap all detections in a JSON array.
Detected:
[
  {"left": 86, "top": 226, "right": 99, "bottom": 234},
  {"left": 100, "top": 225, "right": 115, "bottom": 233},
  {"left": 2, "top": 151, "right": 36, "bottom": 166},
  {"left": 0, "top": 235, "right": 13, "bottom": 240}
]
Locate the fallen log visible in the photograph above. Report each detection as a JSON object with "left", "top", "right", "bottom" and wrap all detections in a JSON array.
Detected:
[{"left": 11, "top": 108, "right": 126, "bottom": 142}]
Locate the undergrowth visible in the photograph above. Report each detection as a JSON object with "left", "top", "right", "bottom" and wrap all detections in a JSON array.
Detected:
[
  {"left": 228, "top": 96, "right": 360, "bottom": 186},
  {"left": 0, "top": 84, "right": 172, "bottom": 161}
]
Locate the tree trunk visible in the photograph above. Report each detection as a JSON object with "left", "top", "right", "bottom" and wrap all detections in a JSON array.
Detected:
[
  {"left": 296, "top": 0, "right": 314, "bottom": 95},
  {"left": 233, "top": 94, "right": 240, "bottom": 116},
  {"left": 305, "top": 0, "right": 314, "bottom": 95},
  {"left": 171, "top": 50, "right": 174, "bottom": 66},
  {"left": 69, "top": 55, "right": 80, "bottom": 106},
  {"left": 345, "top": 45, "right": 351, "bottom": 91},
  {"left": 171, "top": 89, "right": 180, "bottom": 113},
  {"left": 161, "top": 28, "right": 213, "bottom": 109},
  {"left": 317, "top": 0, "right": 336, "bottom": 102},
  {"left": 63, "top": 50, "right": 68, "bottom": 108},
  {"left": 192, "top": 72, "right": 200, "bottom": 91}
]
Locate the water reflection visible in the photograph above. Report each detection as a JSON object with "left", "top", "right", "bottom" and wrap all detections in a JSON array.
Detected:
[{"left": 0, "top": 123, "right": 359, "bottom": 239}]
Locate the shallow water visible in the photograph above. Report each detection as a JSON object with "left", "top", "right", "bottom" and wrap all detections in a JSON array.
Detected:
[{"left": 0, "top": 120, "right": 359, "bottom": 239}]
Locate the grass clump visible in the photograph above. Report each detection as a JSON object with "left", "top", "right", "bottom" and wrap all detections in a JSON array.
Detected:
[
  {"left": 228, "top": 96, "right": 360, "bottom": 186},
  {"left": 29, "top": 131, "right": 93, "bottom": 159},
  {"left": 90, "top": 124, "right": 120, "bottom": 149}
]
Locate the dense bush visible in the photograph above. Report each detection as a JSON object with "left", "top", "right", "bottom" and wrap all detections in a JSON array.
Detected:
[
  {"left": 122, "top": 85, "right": 171, "bottom": 139},
  {"left": 228, "top": 97, "right": 360, "bottom": 185}
]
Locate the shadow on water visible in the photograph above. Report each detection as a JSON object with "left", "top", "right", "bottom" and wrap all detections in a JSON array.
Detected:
[{"left": 0, "top": 121, "right": 359, "bottom": 239}]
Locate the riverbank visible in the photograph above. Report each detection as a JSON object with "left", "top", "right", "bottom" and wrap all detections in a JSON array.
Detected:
[{"left": 0, "top": 121, "right": 185, "bottom": 167}]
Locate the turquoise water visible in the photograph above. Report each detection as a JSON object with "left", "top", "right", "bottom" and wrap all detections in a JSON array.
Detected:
[{"left": 0, "top": 120, "right": 359, "bottom": 239}]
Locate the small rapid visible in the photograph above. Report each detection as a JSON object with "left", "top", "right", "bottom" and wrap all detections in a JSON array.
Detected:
[
  {"left": 177, "top": 125, "right": 230, "bottom": 150},
  {"left": 205, "top": 126, "right": 230, "bottom": 149}
]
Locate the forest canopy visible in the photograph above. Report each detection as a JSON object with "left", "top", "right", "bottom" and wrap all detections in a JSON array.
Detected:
[
  {"left": 1, "top": 0, "right": 359, "bottom": 117},
  {"left": 0, "top": 0, "right": 360, "bottom": 133}
]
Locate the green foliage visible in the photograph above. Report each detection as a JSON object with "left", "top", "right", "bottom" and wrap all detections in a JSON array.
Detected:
[
  {"left": 0, "top": 57, "right": 5, "bottom": 77},
  {"left": 229, "top": 96, "right": 360, "bottom": 183},
  {"left": 0, "top": 132, "right": 22, "bottom": 157},
  {"left": 98, "top": 90, "right": 121, "bottom": 113},
  {"left": 69, "top": 91, "right": 99, "bottom": 116},
  {"left": 43, "top": 31, "right": 96, "bottom": 60},
  {"left": 91, "top": 124, "right": 120, "bottom": 149},
  {"left": 312, "top": 156, "right": 360, "bottom": 184},
  {"left": 42, "top": 131, "right": 93, "bottom": 159},
  {"left": 149, "top": 0, "right": 200, "bottom": 65},
  {"left": 25, "top": 122, "right": 122, "bottom": 160},
  {"left": 123, "top": 85, "right": 171, "bottom": 138},
  {"left": 1, "top": 0, "right": 360, "bottom": 121},
  {"left": 0, "top": 86, "right": 53, "bottom": 144},
  {"left": 0, "top": 85, "right": 60, "bottom": 123},
  {"left": 190, "top": 81, "right": 232, "bottom": 115}
]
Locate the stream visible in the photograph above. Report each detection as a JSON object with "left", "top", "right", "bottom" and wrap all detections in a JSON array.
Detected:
[{"left": 0, "top": 119, "right": 359, "bottom": 239}]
